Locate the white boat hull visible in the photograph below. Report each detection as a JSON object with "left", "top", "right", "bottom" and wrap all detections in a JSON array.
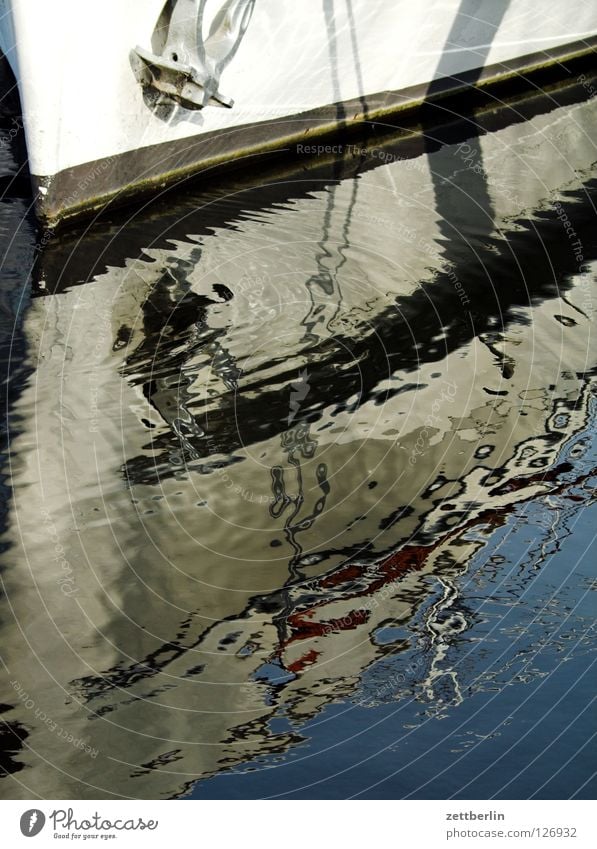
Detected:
[{"left": 1, "top": 0, "right": 597, "bottom": 225}]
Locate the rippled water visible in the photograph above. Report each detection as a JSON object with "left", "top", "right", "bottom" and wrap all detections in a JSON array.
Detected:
[{"left": 0, "top": 73, "right": 596, "bottom": 799}]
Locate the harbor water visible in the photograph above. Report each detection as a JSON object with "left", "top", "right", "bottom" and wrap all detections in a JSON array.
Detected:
[{"left": 0, "top": 73, "right": 596, "bottom": 799}]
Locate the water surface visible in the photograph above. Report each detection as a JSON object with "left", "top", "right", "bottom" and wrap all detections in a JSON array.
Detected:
[{"left": 0, "top": 74, "right": 596, "bottom": 799}]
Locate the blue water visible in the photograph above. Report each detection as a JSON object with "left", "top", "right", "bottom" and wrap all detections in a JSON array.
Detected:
[{"left": 194, "top": 481, "right": 597, "bottom": 799}]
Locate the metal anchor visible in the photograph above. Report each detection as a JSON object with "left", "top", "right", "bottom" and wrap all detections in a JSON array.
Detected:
[{"left": 133, "top": 0, "right": 256, "bottom": 110}]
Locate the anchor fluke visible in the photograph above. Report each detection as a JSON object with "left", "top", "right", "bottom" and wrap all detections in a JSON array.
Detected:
[{"left": 132, "top": 0, "right": 255, "bottom": 111}]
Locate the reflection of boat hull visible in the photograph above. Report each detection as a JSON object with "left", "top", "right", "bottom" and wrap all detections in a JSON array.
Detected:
[{"left": 0, "top": 0, "right": 596, "bottom": 226}]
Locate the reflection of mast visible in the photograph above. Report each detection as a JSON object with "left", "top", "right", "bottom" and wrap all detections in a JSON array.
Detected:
[
  {"left": 268, "top": 175, "right": 359, "bottom": 673},
  {"left": 269, "top": 174, "right": 359, "bottom": 573},
  {"left": 300, "top": 180, "right": 349, "bottom": 343},
  {"left": 270, "top": 425, "right": 321, "bottom": 574},
  {"left": 422, "top": 575, "right": 467, "bottom": 709}
]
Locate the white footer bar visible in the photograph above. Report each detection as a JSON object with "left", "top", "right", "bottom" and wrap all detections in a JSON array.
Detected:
[{"left": 0, "top": 799, "right": 594, "bottom": 847}]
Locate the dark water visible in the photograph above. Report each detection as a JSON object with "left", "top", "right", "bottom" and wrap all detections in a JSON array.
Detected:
[{"left": 0, "top": 75, "right": 596, "bottom": 800}]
